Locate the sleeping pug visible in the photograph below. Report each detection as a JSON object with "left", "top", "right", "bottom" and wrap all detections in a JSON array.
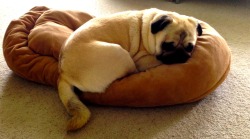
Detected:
[{"left": 58, "top": 8, "right": 202, "bottom": 131}]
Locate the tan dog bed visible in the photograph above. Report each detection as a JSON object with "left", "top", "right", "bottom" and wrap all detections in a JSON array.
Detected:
[{"left": 3, "top": 6, "right": 231, "bottom": 107}]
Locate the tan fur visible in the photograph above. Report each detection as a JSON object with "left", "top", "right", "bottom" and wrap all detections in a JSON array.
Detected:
[{"left": 58, "top": 8, "right": 200, "bottom": 131}]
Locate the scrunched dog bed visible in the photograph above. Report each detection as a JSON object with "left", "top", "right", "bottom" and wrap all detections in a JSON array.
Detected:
[{"left": 3, "top": 6, "right": 231, "bottom": 107}]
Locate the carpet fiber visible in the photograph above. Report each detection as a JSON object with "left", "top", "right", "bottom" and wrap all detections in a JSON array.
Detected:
[{"left": 1, "top": 0, "right": 249, "bottom": 138}]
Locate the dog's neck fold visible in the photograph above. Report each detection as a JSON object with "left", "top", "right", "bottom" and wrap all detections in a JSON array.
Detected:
[{"left": 141, "top": 8, "right": 169, "bottom": 56}]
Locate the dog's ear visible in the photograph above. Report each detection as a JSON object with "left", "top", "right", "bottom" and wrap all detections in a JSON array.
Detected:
[
  {"left": 151, "top": 15, "right": 173, "bottom": 34},
  {"left": 197, "top": 23, "right": 202, "bottom": 36}
]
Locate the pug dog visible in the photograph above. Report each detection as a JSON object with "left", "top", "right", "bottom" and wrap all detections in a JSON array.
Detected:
[{"left": 58, "top": 8, "right": 202, "bottom": 131}]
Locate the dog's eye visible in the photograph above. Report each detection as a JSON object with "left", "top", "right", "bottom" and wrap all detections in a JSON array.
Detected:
[{"left": 162, "top": 42, "right": 175, "bottom": 51}]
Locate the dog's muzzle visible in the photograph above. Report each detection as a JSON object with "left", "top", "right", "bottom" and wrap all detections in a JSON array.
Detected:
[{"left": 156, "top": 32, "right": 195, "bottom": 64}]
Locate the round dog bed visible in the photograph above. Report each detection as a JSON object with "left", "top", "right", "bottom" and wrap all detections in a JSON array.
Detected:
[{"left": 3, "top": 6, "right": 231, "bottom": 107}]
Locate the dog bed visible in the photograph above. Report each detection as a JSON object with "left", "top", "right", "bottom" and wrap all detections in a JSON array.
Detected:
[{"left": 3, "top": 6, "right": 231, "bottom": 107}]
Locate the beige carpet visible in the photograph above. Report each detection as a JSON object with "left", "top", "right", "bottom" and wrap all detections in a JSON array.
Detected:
[{"left": 1, "top": 0, "right": 250, "bottom": 138}]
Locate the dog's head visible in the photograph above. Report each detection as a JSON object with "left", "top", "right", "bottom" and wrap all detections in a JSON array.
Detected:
[{"left": 150, "top": 12, "right": 202, "bottom": 64}]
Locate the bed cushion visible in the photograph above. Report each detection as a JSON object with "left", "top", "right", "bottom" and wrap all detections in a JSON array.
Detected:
[{"left": 3, "top": 6, "right": 231, "bottom": 107}]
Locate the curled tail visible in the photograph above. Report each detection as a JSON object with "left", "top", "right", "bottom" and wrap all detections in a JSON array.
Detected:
[{"left": 58, "top": 77, "right": 90, "bottom": 131}]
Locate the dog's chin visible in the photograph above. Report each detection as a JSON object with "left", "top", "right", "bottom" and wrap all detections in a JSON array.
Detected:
[{"left": 156, "top": 50, "right": 191, "bottom": 64}]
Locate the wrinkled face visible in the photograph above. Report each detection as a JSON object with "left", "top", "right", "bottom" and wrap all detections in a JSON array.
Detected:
[{"left": 151, "top": 13, "right": 202, "bottom": 64}]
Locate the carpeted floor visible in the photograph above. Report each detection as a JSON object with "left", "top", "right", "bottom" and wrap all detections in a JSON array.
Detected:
[{"left": 1, "top": 0, "right": 250, "bottom": 138}]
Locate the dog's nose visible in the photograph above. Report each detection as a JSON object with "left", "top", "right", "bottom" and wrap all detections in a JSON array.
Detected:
[
  {"left": 185, "top": 43, "right": 194, "bottom": 52},
  {"left": 156, "top": 49, "right": 191, "bottom": 64}
]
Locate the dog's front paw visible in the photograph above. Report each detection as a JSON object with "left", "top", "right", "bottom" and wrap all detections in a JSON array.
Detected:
[{"left": 66, "top": 98, "right": 91, "bottom": 131}]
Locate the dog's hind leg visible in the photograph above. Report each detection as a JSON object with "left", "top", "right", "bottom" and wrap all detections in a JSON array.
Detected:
[{"left": 58, "top": 77, "right": 90, "bottom": 131}]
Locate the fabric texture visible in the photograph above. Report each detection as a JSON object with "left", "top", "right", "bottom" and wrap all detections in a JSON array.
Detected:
[{"left": 3, "top": 6, "right": 231, "bottom": 107}]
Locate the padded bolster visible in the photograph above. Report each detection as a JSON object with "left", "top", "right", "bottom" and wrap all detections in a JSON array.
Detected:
[
  {"left": 3, "top": 6, "right": 231, "bottom": 107},
  {"left": 3, "top": 6, "right": 93, "bottom": 87}
]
